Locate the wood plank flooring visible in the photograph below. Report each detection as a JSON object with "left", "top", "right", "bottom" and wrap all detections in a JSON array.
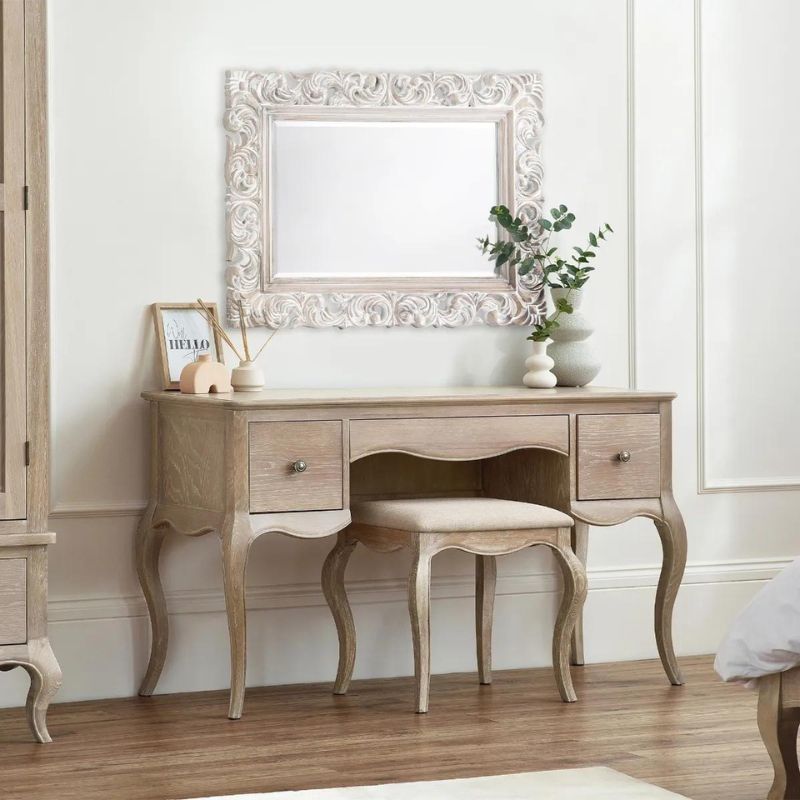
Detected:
[{"left": 0, "top": 656, "right": 771, "bottom": 800}]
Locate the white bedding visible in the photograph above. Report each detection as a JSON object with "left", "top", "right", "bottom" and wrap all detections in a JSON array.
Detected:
[{"left": 715, "top": 557, "right": 800, "bottom": 682}]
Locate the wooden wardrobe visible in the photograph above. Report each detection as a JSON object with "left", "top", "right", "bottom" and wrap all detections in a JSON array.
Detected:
[{"left": 0, "top": 0, "right": 60, "bottom": 742}]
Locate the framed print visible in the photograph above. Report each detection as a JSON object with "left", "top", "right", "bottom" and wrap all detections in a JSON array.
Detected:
[{"left": 151, "top": 302, "right": 224, "bottom": 390}]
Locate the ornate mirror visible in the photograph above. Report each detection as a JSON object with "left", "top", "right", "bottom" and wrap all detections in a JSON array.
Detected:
[{"left": 225, "top": 70, "right": 544, "bottom": 328}]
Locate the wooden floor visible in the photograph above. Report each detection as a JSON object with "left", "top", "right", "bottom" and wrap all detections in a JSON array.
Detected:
[{"left": 0, "top": 656, "right": 771, "bottom": 800}]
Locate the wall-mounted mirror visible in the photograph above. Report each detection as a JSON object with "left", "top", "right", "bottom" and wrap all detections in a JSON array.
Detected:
[{"left": 225, "top": 71, "right": 544, "bottom": 328}]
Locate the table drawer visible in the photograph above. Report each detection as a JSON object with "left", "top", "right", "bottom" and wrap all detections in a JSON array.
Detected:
[
  {"left": 249, "top": 421, "right": 343, "bottom": 513},
  {"left": 350, "top": 415, "right": 569, "bottom": 461},
  {"left": 577, "top": 414, "right": 661, "bottom": 500},
  {"left": 0, "top": 559, "right": 26, "bottom": 645}
]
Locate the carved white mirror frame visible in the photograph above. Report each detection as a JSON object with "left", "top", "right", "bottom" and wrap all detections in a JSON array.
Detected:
[{"left": 224, "top": 70, "right": 544, "bottom": 328}]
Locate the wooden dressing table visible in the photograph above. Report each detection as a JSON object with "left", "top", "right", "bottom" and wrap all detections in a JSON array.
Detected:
[{"left": 136, "top": 386, "right": 687, "bottom": 718}]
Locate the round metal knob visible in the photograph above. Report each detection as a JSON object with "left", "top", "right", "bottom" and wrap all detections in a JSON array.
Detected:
[
  {"left": 292, "top": 459, "right": 308, "bottom": 473},
  {"left": 618, "top": 450, "right": 632, "bottom": 463}
]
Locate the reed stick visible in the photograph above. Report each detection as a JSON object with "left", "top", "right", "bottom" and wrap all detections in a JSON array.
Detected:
[
  {"left": 238, "top": 300, "right": 252, "bottom": 361},
  {"left": 252, "top": 328, "right": 278, "bottom": 362},
  {"left": 195, "top": 299, "right": 244, "bottom": 362}
]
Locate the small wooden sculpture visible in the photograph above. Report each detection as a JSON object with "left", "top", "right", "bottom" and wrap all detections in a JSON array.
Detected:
[{"left": 179, "top": 353, "right": 233, "bottom": 394}]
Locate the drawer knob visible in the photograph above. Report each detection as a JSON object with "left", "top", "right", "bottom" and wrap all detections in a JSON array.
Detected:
[
  {"left": 618, "top": 450, "right": 632, "bottom": 463},
  {"left": 292, "top": 459, "right": 308, "bottom": 473}
]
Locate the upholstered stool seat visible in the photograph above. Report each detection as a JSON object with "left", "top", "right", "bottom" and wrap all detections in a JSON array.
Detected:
[
  {"left": 322, "top": 496, "right": 587, "bottom": 713},
  {"left": 351, "top": 497, "right": 574, "bottom": 532}
]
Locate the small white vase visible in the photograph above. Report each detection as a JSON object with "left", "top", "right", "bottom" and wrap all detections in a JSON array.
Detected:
[
  {"left": 231, "top": 360, "right": 265, "bottom": 392},
  {"left": 548, "top": 287, "right": 601, "bottom": 387},
  {"left": 523, "top": 340, "right": 557, "bottom": 388}
]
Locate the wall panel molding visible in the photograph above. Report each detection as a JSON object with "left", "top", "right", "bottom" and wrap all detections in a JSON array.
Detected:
[
  {"left": 626, "top": 0, "right": 637, "bottom": 389},
  {"left": 694, "top": 0, "right": 800, "bottom": 494},
  {"left": 50, "top": 500, "right": 146, "bottom": 519}
]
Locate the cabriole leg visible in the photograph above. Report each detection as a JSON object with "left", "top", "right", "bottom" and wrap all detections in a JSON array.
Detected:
[
  {"left": 548, "top": 530, "right": 588, "bottom": 703},
  {"left": 221, "top": 516, "right": 254, "bottom": 720},
  {"left": 136, "top": 507, "right": 169, "bottom": 696},
  {"left": 23, "top": 639, "right": 62, "bottom": 744},
  {"left": 654, "top": 493, "right": 687, "bottom": 686},
  {"left": 322, "top": 532, "right": 358, "bottom": 695}
]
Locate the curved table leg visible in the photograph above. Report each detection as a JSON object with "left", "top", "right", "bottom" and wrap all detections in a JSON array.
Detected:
[
  {"left": 221, "top": 515, "right": 255, "bottom": 720},
  {"left": 654, "top": 492, "right": 687, "bottom": 686},
  {"left": 548, "top": 530, "right": 588, "bottom": 703},
  {"left": 475, "top": 555, "right": 496, "bottom": 685},
  {"left": 1, "top": 639, "right": 63, "bottom": 744},
  {"left": 136, "top": 506, "right": 169, "bottom": 696},
  {"left": 758, "top": 672, "right": 800, "bottom": 800},
  {"left": 322, "top": 532, "right": 358, "bottom": 695},
  {"left": 24, "top": 639, "right": 63, "bottom": 744},
  {"left": 569, "top": 521, "right": 589, "bottom": 666},
  {"left": 409, "top": 538, "right": 434, "bottom": 713}
]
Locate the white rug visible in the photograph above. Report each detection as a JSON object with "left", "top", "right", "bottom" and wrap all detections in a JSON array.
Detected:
[{"left": 195, "top": 767, "right": 689, "bottom": 799}]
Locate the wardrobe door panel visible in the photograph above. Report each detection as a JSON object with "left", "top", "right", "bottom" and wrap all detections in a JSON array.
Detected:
[{"left": 0, "top": 0, "right": 28, "bottom": 520}]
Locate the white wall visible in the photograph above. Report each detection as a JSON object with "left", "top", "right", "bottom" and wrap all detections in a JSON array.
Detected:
[{"left": 1, "top": 0, "right": 797, "bottom": 705}]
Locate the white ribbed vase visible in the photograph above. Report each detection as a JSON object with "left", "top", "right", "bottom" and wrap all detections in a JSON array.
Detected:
[
  {"left": 231, "top": 360, "right": 265, "bottom": 392},
  {"left": 522, "top": 340, "right": 557, "bottom": 388},
  {"left": 548, "top": 287, "right": 601, "bottom": 387}
]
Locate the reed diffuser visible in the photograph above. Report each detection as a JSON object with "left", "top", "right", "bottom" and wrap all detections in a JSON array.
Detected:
[{"left": 195, "top": 298, "right": 277, "bottom": 392}]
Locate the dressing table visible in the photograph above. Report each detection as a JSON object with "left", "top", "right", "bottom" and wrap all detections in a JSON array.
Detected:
[{"left": 136, "top": 385, "right": 686, "bottom": 718}]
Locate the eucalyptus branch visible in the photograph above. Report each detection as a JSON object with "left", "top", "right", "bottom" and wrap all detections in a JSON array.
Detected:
[{"left": 477, "top": 203, "right": 613, "bottom": 341}]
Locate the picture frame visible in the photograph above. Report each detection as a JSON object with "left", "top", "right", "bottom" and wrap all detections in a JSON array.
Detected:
[{"left": 151, "top": 302, "right": 225, "bottom": 390}]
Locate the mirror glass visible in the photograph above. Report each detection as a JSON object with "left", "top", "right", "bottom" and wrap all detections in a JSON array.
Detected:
[{"left": 270, "top": 118, "right": 499, "bottom": 280}]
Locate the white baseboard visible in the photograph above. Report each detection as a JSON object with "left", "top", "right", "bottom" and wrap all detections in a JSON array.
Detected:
[
  {"left": 48, "top": 556, "right": 789, "bottom": 624},
  {"left": 0, "top": 556, "right": 783, "bottom": 708}
]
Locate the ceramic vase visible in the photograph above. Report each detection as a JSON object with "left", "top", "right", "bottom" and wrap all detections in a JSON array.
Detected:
[
  {"left": 523, "top": 340, "right": 557, "bottom": 388},
  {"left": 231, "top": 359, "right": 265, "bottom": 392},
  {"left": 548, "top": 287, "right": 601, "bottom": 387}
]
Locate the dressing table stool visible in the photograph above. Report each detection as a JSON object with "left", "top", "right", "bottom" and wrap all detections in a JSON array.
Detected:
[{"left": 322, "top": 497, "right": 587, "bottom": 712}]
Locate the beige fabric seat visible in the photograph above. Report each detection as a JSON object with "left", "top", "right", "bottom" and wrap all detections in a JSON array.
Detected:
[
  {"left": 322, "top": 495, "right": 587, "bottom": 714},
  {"left": 351, "top": 497, "right": 573, "bottom": 533}
]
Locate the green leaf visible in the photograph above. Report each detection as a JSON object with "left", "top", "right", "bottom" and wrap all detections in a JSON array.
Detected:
[
  {"left": 546, "top": 247, "right": 557, "bottom": 256},
  {"left": 555, "top": 298, "right": 574, "bottom": 314},
  {"left": 566, "top": 213, "right": 576, "bottom": 222},
  {"left": 559, "top": 204, "right": 568, "bottom": 213},
  {"left": 605, "top": 223, "right": 614, "bottom": 232},
  {"left": 551, "top": 207, "right": 562, "bottom": 219},
  {"left": 589, "top": 232, "right": 598, "bottom": 247},
  {"left": 540, "top": 219, "right": 552, "bottom": 231}
]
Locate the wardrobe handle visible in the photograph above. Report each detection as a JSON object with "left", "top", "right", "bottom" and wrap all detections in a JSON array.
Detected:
[
  {"left": 292, "top": 459, "right": 308, "bottom": 473},
  {"left": 617, "top": 450, "right": 632, "bottom": 463}
]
